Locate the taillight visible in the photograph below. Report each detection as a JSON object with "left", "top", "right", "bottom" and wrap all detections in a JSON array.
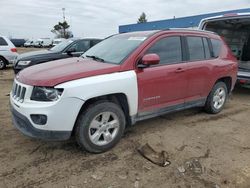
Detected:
[{"left": 11, "top": 48, "right": 17, "bottom": 52}]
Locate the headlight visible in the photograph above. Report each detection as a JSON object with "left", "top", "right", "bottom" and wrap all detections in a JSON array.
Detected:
[
  {"left": 31, "top": 87, "right": 64, "bottom": 102},
  {"left": 18, "top": 60, "right": 31, "bottom": 66}
]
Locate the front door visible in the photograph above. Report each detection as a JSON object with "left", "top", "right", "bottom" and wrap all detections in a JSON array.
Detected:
[{"left": 137, "top": 36, "right": 188, "bottom": 113}]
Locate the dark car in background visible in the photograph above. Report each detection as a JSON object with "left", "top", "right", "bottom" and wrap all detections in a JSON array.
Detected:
[
  {"left": 13, "top": 38, "right": 101, "bottom": 74},
  {"left": 10, "top": 39, "right": 26, "bottom": 47}
]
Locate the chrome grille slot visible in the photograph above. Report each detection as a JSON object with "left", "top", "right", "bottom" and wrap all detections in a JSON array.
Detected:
[
  {"left": 12, "top": 81, "right": 27, "bottom": 103},
  {"left": 16, "top": 85, "right": 21, "bottom": 99},
  {"left": 13, "top": 83, "right": 18, "bottom": 96}
]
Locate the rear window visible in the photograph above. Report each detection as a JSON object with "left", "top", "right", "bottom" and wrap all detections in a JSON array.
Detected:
[
  {"left": 0, "top": 37, "right": 8, "bottom": 46},
  {"left": 187, "top": 37, "right": 205, "bottom": 61},
  {"left": 211, "top": 39, "right": 222, "bottom": 58}
]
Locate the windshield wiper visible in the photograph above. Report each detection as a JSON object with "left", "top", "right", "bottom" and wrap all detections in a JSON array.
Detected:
[{"left": 86, "top": 55, "right": 105, "bottom": 62}]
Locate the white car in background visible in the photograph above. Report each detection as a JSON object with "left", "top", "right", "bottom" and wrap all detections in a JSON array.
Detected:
[
  {"left": 34, "top": 38, "right": 52, "bottom": 48},
  {"left": 52, "top": 38, "right": 65, "bottom": 47},
  {"left": 0, "top": 36, "right": 18, "bottom": 70},
  {"left": 24, "top": 40, "right": 34, "bottom": 47}
]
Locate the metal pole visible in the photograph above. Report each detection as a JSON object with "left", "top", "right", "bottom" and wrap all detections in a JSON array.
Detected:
[{"left": 62, "top": 8, "right": 66, "bottom": 22}]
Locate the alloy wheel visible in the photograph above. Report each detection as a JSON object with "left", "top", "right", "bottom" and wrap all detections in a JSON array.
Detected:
[
  {"left": 213, "top": 87, "right": 226, "bottom": 110},
  {"left": 88, "top": 111, "right": 120, "bottom": 146}
]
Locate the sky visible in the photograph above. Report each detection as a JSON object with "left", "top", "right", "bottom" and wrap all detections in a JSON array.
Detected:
[{"left": 0, "top": 0, "right": 249, "bottom": 39}]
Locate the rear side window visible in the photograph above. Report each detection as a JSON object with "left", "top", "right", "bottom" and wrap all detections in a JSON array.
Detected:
[
  {"left": 211, "top": 39, "right": 222, "bottom": 58},
  {"left": 186, "top": 37, "right": 205, "bottom": 61},
  {"left": 202, "top": 38, "right": 212, "bottom": 59},
  {"left": 146, "top": 36, "right": 182, "bottom": 65},
  {"left": 0, "top": 37, "right": 8, "bottom": 46}
]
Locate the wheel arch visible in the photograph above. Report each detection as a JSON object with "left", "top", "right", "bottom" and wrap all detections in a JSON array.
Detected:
[
  {"left": 0, "top": 55, "right": 8, "bottom": 64},
  {"left": 215, "top": 76, "right": 232, "bottom": 93},
  {"left": 72, "top": 93, "right": 132, "bottom": 136}
]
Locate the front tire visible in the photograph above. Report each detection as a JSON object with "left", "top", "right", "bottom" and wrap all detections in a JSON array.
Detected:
[
  {"left": 205, "top": 82, "right": 228, "bottom": 114},
  {"left": 75, "top": 101, "right": 126, "bottom": 153}
]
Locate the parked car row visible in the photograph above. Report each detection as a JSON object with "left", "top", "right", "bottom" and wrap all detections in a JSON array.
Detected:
[{"left": 24, "top": 38, "right": 68, "bottom": 48}]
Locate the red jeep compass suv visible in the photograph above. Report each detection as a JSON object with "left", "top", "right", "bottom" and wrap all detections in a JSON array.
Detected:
[{"left": 10, "top": 29, "right": 238, "bottom": 153}]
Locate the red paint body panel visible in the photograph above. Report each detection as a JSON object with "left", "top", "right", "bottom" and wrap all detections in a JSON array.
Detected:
[
  {"left": 123, "top": 30, "right": 238, "bottom": 113},
  {"left": 17, "top": 57, "right": 121, "bottom": 86},
  {"left": 137, "top": 63, "right": 188, "bottom": 112}
]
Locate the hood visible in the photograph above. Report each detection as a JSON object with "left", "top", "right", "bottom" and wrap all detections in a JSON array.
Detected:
[
  {"left": 17, "top": 50, "right": 57, "bottom": 60},
  {"left": 17, "top": 57, "right": 121, "bottom": 86}
]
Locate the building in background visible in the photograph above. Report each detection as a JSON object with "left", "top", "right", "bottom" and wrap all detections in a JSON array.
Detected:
[{"left": 119, "top": 8, "right": 250, "bottom": 33}]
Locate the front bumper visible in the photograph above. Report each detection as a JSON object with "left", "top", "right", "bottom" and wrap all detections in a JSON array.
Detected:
[
  {"left": 10, "top": 80, "right": 85, "bottom": 140},
  {"left": 5, "top": 52, "right": 18, "bottom": 64},
  {"left": 11, "top": 106, "right": 71, "bottom": 141}
]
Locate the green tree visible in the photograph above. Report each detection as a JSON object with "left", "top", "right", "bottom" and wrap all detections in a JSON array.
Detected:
[
  {"left": 137, "top": 12, "right": 147, "bottom": 23},
  {"left": 51, "top": 21, "right": 72, "bottom": 39}
]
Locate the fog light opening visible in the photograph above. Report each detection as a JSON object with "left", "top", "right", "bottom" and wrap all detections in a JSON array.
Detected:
[{"left": 30, "top": 114, "right": 47, "bottom": 125}]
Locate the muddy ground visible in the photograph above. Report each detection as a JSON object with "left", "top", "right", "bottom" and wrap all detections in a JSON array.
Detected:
[{"left": 0, "top": 48, "right": 250, "bottom": 188}]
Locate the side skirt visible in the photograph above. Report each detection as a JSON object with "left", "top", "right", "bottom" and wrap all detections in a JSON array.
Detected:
[{"left": 131, "top": 98, "right": 206, "bottom": 124}]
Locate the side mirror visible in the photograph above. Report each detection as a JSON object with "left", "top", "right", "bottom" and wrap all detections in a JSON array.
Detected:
[
  {"left": 138, "top": 53, "right": 160, "bottom": 68},
  {"left": 66, "top": 48, "right": 76, "bottom": 55}
]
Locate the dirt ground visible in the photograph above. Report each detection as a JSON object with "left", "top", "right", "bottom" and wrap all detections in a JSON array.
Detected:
[{"left": 0, "top": 48, "right": 250, "bottom": 188}]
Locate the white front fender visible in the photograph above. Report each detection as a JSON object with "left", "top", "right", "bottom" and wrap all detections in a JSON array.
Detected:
[{"left": 56, "top": 70, "right": 138, "bottom": 116}]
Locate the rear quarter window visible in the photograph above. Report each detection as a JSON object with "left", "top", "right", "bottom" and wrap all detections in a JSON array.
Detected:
[
  {"left": 211, "top": 39, "right": 222, "bottom": 58},
  {"left": 0, "top": 37, "right": 8, "bottom": 46},
  {"left": 202, "top": 38, "right": 212, "bottom": 59}
]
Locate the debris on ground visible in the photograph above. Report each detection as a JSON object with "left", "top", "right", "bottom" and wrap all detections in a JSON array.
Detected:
[
  {"left": 185, "top": 158, "right": 203, "bottom": 175},
  {"left": 137, "top": 143, "right": 170, "bottom": 167},
  {"left": 91, "top": 171, "right": 104, "bottom": 180},
  {"left": 177, "top": 166, "right": 186, "bottom": 173},
  {"left": 118, "top": 174, "right": 127, "bottom": 180},
  {"left": 177, "top": 158, "right": 203, "bottom": 176},
  {"left": 134, "top": 180, "right": 139, "bottom": 188}
]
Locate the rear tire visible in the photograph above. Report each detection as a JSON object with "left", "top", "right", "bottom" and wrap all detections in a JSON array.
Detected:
[
  {"left": 75, "top": 101, "right": 126, "bottom": 153},
  {"left": 205, "top": 82, "right": 228, "bottom": 114},
  {"left": 0, "top": 57, "right": 6, "bottom": 70}
]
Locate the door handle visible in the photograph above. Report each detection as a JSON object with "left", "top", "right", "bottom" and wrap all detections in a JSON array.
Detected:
[{"left": 175, "top": 68, "right": 185, "bottom": 73}]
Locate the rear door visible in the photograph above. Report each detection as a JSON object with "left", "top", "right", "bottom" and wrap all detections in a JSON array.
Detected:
[
  {"left": 137, "top": 35, "right": 188, "bottom": 112},
  {"left": 184, "top": 36, "right": 212, "bottom": 102}
]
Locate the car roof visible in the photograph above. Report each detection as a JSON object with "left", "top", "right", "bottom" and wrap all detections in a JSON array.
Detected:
[{"left": 119, "top": 28, "right": 220, "bottom": 39}]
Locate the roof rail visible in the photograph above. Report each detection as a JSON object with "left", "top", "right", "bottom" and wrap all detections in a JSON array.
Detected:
[{"left": 166, "top": 28, "right": 216, "bottom": 35}]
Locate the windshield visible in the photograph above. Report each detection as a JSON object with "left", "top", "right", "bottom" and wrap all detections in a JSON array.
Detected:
[
  {"left": 82, "top": 34, "right": 148, "bottom": 64},
  {"left": 50, "top": 39, "right": 74, "bottom": 51}
]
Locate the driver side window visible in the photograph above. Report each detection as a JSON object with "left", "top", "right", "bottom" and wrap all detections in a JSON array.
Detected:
[{"left": 146, "top": 36, "right": 182, "bottom": 65}]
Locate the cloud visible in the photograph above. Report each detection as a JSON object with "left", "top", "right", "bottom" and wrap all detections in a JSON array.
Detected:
[{"left": 0, "top": 0, "right": 249, "bottom": 39}]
